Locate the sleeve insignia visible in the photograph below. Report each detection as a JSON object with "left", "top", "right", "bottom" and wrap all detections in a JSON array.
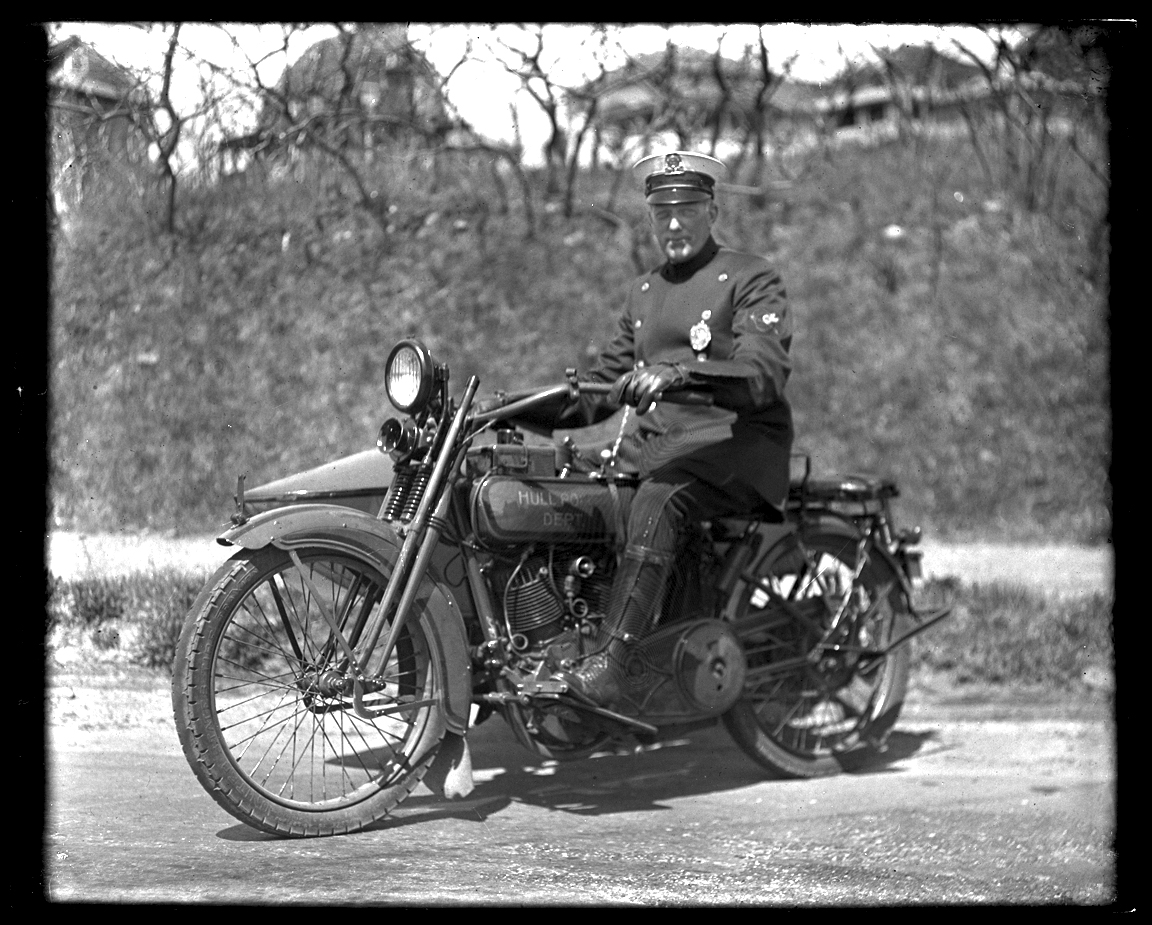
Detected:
[{"left": 740, "top": 308, "right": 787, "bottom": 336}]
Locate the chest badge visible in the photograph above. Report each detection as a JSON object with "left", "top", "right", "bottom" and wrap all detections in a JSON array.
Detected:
[{"left": 689, "top": 318, "right": 712, "bottom": 352}]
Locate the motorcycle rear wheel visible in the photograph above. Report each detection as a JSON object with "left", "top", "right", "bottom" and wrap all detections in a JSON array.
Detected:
[
  {"left": 172, "top": 546, "right": 444, "bottom": 837},
  {"left": 723, "top": 530, "right": 911, "bottom": 779}
]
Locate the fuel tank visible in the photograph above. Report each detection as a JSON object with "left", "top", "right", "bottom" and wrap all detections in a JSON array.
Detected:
[
  {"left": 241, "top": 448, "right": 393, "bottom": 518},
  {"left": 470, "top": 474, "right": 635, "bottom": 546}
]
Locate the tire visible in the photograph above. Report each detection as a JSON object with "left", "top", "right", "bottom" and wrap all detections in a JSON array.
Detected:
[
  {"left": 722, "top": 528, "right": 911, "bottom": 779},
  {"left": 172, "top": 546, "right": 445, "bottom": 837}
]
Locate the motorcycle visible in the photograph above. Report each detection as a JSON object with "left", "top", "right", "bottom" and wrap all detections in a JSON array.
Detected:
[{"left": 172, "top": 338, "right": 951, "bottom": 838}]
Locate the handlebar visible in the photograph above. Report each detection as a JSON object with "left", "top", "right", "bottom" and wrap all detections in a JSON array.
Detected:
[{"left": 470, "top": 378, "right": 712, "bottom": 426}]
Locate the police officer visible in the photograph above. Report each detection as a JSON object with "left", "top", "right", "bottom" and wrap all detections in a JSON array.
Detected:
[{"left": 542, "top": 151, "right": 794, "bottom": 714}]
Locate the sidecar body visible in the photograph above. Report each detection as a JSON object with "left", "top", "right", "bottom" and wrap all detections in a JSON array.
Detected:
[{"left": 239, "top": 448, "right": 393, "bottom": 519}]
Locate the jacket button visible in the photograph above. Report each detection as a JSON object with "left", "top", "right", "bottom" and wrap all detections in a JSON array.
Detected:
[
  {"left": 641, "top": 282, "right": 650, "bottom": 292},
  {"left": 718, "top": 272, "right": 728, "bottom": 282},
  {"left": 634, "top": 319, "right": 642, "bottom": 329},
  {"left": 636, "top": 360, "right": 646, "bottom": 369}
]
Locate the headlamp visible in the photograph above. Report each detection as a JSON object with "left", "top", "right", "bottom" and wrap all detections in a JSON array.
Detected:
[{"left": 385, "top": 339, "right": 437, "bottom": 414}]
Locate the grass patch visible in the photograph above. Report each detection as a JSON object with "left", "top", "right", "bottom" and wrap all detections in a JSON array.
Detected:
[
  {"left": 910, "top": 577, "right": 1113, "bottom": 688},
  {"left": 48, "top": 568, "right": 209, "bottom": 670},
  {"left": 47, "top": 568, "right": 1114, "bottom": 692},
  {"left": 50, "top": 134, "right": 1110, "bottom": 543}
]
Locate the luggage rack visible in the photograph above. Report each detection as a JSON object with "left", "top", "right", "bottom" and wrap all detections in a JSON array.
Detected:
[{"left": 787, "top": 455, "right": 898, "bottom": 515}]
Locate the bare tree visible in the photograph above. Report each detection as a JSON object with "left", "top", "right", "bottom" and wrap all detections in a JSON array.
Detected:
[
  {"left": 112, "top": 23, "right": 248, "bottom": 235},
  {"left": 951, "top": 25, "right": 1108, "bottom": 214},
  {"left": 486, "top": 24, "right": 571, "bottom": 196},
  {"left": 151, "top": 25, "right": 185, "bottom": 234},
  {"left": 186, "top": 22, "right": 511, "bottom": 246}
]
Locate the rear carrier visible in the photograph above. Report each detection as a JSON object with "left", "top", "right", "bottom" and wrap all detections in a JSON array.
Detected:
[
  {"left": 788, "top": 472, "right": 899, "bottom": 513},
  {"left": 787, "top": 457, "right": 923, "bottom": 580}
]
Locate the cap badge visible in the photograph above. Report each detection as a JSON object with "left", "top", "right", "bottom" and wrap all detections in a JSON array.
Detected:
[
  {"left": 664, "top": 153, "right": 685, "bottom": 174},
  {"left": 690, "top": 318, "right": 712, "bottom": 352}
]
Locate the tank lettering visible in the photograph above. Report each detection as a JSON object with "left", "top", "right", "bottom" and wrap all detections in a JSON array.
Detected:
[
  {"left": 542, "top": 511, "right": 583, "bottom": 528},
  {"left": 515, "top": 488, "right": 584, "bottom": 507}
]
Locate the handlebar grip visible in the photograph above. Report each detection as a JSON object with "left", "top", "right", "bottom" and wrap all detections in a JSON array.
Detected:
[{"left": 578, "top": 380, "right": 713, "bottom": 406}]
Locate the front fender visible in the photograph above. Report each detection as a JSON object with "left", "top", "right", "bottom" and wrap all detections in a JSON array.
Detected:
[{"left": 219, "top": 504, "right": 472, "bottom": 736}]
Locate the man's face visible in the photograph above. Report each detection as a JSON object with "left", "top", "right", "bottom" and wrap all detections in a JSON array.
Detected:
[{"left": 648, "top": 200, "right": 717, "bottom": 264}]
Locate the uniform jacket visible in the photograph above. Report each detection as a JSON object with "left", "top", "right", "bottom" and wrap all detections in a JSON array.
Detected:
[{"left": 556, "top": 237, "right": 794, "bottom": 512}]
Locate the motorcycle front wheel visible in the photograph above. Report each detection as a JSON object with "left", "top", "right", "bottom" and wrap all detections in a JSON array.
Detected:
[
  {"left": 723, "top": 529, "right": 911, "bottom": 779},
  {"left": 172, "top": 546, "right": 444, "bottom": 837}
]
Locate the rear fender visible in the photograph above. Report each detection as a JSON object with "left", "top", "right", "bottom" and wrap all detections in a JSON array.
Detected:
[
  {"left": 758, "top": 514, "right": 911, "bottom": 608},
  {"left": 218, "top": 504, "right": 472, "bottom": 735}
]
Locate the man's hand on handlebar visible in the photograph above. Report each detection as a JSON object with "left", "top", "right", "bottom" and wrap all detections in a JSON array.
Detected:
[{"left": 608, "top": 363, "right": 690, "bottom": 415}]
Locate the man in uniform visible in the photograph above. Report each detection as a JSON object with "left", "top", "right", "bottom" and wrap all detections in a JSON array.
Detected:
[{"left": 532, "top": 151, "right": 794, "bottom": 713}]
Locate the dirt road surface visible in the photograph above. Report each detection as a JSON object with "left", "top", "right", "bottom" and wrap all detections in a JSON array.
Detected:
[
  {"left": 46, "top": 676, "right": 1115, "bottom": 905},
  {"left": 42, "top": 532, "right": 1119, "bottom": 905}
]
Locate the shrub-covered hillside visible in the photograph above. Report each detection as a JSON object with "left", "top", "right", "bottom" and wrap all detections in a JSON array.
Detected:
[{"left": 49, "top": 134, "right": 1110, "bottom": 542}]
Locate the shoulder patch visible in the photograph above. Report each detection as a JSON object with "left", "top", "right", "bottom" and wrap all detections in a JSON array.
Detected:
[{"left": 752, "top": 311, "right": 782, "bottom": 333}]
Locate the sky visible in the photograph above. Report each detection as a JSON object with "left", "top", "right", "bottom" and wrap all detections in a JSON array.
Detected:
[{"left": 50, "top": 22, "right": 1017, "bottom": 166}]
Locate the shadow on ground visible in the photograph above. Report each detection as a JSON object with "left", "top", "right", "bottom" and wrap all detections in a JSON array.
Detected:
[{"left": 215, "top": 721, "right": 938, "bottom": 840}]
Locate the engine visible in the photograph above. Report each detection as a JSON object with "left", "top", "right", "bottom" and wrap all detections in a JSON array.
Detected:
[{"left": 496, "top": 544, "right": 616, "bottom": 651}]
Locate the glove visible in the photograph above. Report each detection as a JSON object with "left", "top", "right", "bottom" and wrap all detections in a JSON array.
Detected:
[{"left": 608, "top": 364, "right": 690, "bottom": 415}]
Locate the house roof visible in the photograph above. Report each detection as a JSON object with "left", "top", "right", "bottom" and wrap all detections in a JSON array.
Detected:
[
  {"left": 583, "top": 46, "right": 828, "bottom": 124},
  {"left": 853, "top": 44, "right": 982, "bottom": 91},
  {"left": 1014, "top": 25, "right": 1109, "bottom": 92},
  {"left": 48, "top": 36, "right": 138, "bottom": 102},
  {"left": 249, "top": 25, "right": 451, "bottom": 133},
  {"left": 276, "top": 26, "right": 441, "bottom": 103}
]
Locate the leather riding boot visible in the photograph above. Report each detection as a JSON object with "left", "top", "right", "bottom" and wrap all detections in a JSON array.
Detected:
[{"left": 562, "top": 543, "right": 676, "bottom": 711}]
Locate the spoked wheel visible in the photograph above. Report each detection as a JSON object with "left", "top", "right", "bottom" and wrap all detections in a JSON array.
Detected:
[
  {"left": 173, "top": 546, "right": 444, "bottom": 837},
  {"left": 723, "top": 529, "right": 911, "bottom": 778}
]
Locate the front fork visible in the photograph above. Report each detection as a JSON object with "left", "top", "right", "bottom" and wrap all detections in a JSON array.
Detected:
[{"left": 282, "top": 377, "right": 481, "bottom": 721}]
